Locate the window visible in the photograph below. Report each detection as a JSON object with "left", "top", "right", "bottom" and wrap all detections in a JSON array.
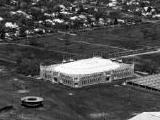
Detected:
[
  {"left": 74, "top": 77, "right": 78, "bottom": 81},
  {"left": 74, "top": 83, "right": 78, "bottom": 85},
  {"left": 88, "top": 79, "right": 90, "bottom": 84},
  {"left": 82, "top": 81, "right": 85, "bottom": 85},
  {"left": 54, "top": 77, "right": 58, "bottom": 82},
  {"left": 106, "top": 77, "right": 110, "bottom": 81}
]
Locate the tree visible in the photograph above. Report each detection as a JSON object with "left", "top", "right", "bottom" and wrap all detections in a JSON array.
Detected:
[
  {"left": 77, "top": 4, "right": 85, "bottom": 13},
  {"left": 147, "top": 7, "right": 152, "bottom": 12},
  {"left": 0, "top": 0, "right": 10, "bottom": 6},
  {"left": 0, "top": 27, "right": 5, "bottom": 39},
  {"left": 19, "top": 26, "right": 27, "bottom": 37},
  {"left": 94, "top": 11, "right": 104, "bottom": 21},
  {"left": 16, "top": 58, "right": 40, "bottom": 76},
  {"left": 113, "top": 18, "right": 118, "bottom": 25},
  {"left": 109, "top": 11, "right": 120, "bottom": 19},
  {"left": 30, "top": 7, "right": 44, "bottom": 20}
]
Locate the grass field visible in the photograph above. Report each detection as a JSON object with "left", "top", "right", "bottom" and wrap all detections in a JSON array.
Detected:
[
  {"left": 0, "top": 44, "right": 65, "bottom": 63},
  {"left": 24, "top": 33, "right": 128, "bottom": 58},
  {"left": 1, "top": 22, "right": 160, "bottom": 120},
  {"left": 35, "top": 23, "right": 160, "bottom": 48},
  {"left": 120, "top": 50, "right": 160, "bottom": 74},
  {"left": 15, "top": 22, "right": 160, "bottom": 60},
  {"left": 71, "top": 23, "right": 160, "bottom": 50},
  {"left": 1, "top": 62, "right": 160, "bottom": 120},
  {"left": 1, "top": 23, "right": 160, "bottom": 73},
  {"left": 133, "top": 52, "right": 160, "bottom": 73}
]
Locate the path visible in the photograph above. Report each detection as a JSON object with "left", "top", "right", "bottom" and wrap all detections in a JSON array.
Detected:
[{"left": 118, "top": 49, "right": 160, "bottom": 58}]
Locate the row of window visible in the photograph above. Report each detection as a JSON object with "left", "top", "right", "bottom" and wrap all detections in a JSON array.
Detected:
[
  {"left": 114, "top": 71, "right": 133, "bottom": 79},
  {"left": 53, "top": 72, "right": 58, "bottom": 76},
  {"left": 43, "top": 70, "right": 59, "bottom": 76},
  {"left": 43, "top": 73, "right": 52, "bottom": 80},
  {"left": 44, "top": 70, "right": 52, "bottom": 73},
  {"left": 60, "top": 74, "right": 72, "bottom": 80},
  {"left": 85, "top": 73, "right": 102, "bottom": 78},
  {"left": 81, "top": 77, "right": 102, "bottom": 85},
  {"left": 61, "top": 76, "right": 72, "bottom": 81},
  {"left": 104, "top": 72, "right": 111, "bottom": 75},
  {"left": 113, "top": 68, "right": 131, "bottom": 74},
  {"left": 80, "top": 74, "right": 103, "bottom": 81},
  {"left": 62, "top": 78, "right": 73, "bottom": 85},
  {"left": 61, "top": 77, "right": 103, "bottom": 86}
]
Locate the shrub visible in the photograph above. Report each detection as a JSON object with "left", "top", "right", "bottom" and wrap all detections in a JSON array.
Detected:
[{"left": 16, "top": 58, "right": 40, "bottom": 76}]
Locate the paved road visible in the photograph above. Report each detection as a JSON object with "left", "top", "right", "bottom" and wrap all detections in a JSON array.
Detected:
[
  {"left": 0, "top": 57, "right": 16, "bottom": 64},
  {"left": 117, "top": 49, "right": 160, "bottom": 58},
  {"left": 57, "top": 37, "right": 129, "bottom": 51},
  {"left": 72, "top": 40, "right": 129, "bottom": 50}
]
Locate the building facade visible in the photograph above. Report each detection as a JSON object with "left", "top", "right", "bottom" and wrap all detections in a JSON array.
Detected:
[{"left": 40, "top": 57, "right": 134, "bottom": 88}]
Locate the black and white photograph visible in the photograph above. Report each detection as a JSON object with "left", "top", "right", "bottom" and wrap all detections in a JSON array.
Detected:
[{"left": 0, "top": 0, "right": 160, "bottom": 120}]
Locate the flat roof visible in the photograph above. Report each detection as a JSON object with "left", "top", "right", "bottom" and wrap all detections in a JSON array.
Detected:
[
  {"left": 129, "top": 112, "right": 160, "bottom": 120},
  {"left": 54, "top": 57, "right": 120, "bottom": 75}
]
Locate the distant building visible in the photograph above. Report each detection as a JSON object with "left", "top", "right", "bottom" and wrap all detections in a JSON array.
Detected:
[
  {"left": 128, "top": 112, "right": 160, "bottom": 120},
  {"left": 40, "top": 57, "right": 134, "bottom": 88}
]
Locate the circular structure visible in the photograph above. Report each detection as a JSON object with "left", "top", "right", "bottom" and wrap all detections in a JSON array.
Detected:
[{"left": 21, "top": 96, "right": 44, "bottom": 108}]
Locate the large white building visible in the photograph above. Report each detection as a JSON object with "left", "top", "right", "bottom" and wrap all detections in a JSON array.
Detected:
[{"left": 40, "top": 57, "right": 134, "bottom": 88}]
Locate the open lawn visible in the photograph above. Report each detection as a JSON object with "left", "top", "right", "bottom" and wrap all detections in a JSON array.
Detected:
[
  {"left": 1, "top": 22, "right": 160, "bottom": 119},
  {"left": 24, "top": 33, "right": 127, "bottom": 58},
  {"left": 70, "top": 23, "right": 160, "bottom": 50},
  {"left": 1, "top": 23, "right": 160, "bottom": 74},
  {"left": 1, "top": 62, "right": 160, "bottom": 120},
  {"left": 0, "top": 44, "right": 64, "bottom": 63},
  {"left": 134, "top": 52, "right": 160, "bottom": 73},
  {"left": 122, "top": 52, "right": 160, "bottom": 74},
  {"left": 15, "top": 22, "right": 160, "bottom": 59},
  {"left": 32, "top": 23, "right": 160, "bottom": 49}
]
